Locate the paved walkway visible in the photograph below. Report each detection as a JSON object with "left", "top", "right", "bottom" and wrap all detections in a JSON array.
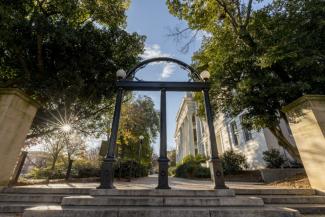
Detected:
[{"left": 17, "top": 175, "right": 292, "bottom": 190}]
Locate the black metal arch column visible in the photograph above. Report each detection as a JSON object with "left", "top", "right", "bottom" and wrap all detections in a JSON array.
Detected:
[
  {"left": 157, "top": 88, "right": 170, "bottom": 189},
  {"left": 98, "top": 57, "right": 227, "bottom": 190},
  {"left": 98, "top": 88, "right": 123, "bottom": 189}
]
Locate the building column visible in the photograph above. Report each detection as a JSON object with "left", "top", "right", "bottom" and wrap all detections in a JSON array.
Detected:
[
  {"left": 195, "top": 115, "right": 204, "bottom": 155},
  {"left": 187, "top": 114, "right": 195, "bottom": 155}
]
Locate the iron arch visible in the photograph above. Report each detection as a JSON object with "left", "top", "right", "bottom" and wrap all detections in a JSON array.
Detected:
[
  {"left": 125, "top": 57, "right": 203, "bottom": 81},
  {"left": 99, "top": 56, "right": 227, "bottom": 190}
]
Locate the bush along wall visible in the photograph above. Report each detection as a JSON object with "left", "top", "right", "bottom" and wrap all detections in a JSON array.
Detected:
[
  {"left": 221, "top": 150, "right": 248, "bottom": 175},
  {"left": 174, "top": 151, "right": 249, "bottom": 179},
  {"left": 26, "top": 159, "right": 150, "bottom": 179},
  {"left": 114, "top": 160, "right": 149, "bottom": 179},
  {"left": 175, "top": 155, "right": 211, "bottom": 179},
  {"left": 263, "top": 149, "right": 285, "bottom": 168}
]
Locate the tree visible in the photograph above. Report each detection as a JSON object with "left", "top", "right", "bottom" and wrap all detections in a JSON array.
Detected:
[
  {"left": 116, "top": 95, "right": 160, "bottom": 166},
  {"left": 64, "top": 133, "right": 86, "bottom": 163},
  {"left": 166, "top": 0, "right": 256, "bottom": 50},
  {"left": 0, "top": 0, "right": 145, "bottom": 139},
  {"left": 42, "top": 136, "right": 65, "bottom": 180},
  {"left": 62, "top": 133, "right": 86, "bottom": 179},
  {"left": 167, "top": 0, "right": 325, "bottom": 162}
]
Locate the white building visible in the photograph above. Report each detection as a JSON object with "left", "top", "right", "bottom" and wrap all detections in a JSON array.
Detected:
[{"left": 174, "top": 93, "right": 295, "bottom": 169}]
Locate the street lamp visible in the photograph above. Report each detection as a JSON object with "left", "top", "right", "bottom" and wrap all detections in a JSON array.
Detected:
[
  {"left": 138, "top": 135, "right": 144, "bottom": 164},
  {"left": 116, "top": 69, "right": 126, "bottom": 80},
  {"left": 200, "top": 70, "right": 210, "bottom": 81}
]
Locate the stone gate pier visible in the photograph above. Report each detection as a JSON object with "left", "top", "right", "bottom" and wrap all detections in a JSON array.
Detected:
[
  {"left": 283, "top": 95, "right": 325, "bottom": 190},
  {"left": 0, "top": 89, "right": 39, "bottom": 186}
]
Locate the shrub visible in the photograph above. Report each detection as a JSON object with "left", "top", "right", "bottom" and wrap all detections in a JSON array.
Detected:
[
  {"left": 181, "top": 155, "right": 196, "bottom": 164},
  {"left": 114, "top": 160, "right": 149, "bottom": 178},
  {"left": 263, "top": 149, "right": 285, "bottom": 168},
  {"left": 26, "top": 163, "right": 67, "bottom": 179},
  {"left": 193, "top": 166, "right": 210, "bottom": 178},
  {"left": 73, "top": 159, "right": 100, "bottom": 178},
  {"left": 221, "top": 150, "right": 248, "bottom": 175},
  {"left": 26, "top": 158, "right": 150, "bottom": 180},
  {"left": 168, "top": 166, "right": 176, "bottom": 176},
  {"left": 175, "top": 154, "right": 211, "bottom": 179}
]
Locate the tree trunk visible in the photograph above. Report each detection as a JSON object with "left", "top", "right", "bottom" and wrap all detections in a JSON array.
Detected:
[
  {"left": 269, "top": 126, "right": 302, "bottom": 164},
  {"left": 65, "top": 159, "right": 73, "bottom": 180},
  {"left": 47, "top": 156, "right": 58, "bottom": 182}
]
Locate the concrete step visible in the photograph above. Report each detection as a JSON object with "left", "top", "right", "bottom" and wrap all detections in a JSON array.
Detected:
[
  {"left": 0, "top": 194, "right": 65, "bottom": 203},
  {"left": 0, "top": 188, "right": 91, "bottom": 195},
  {"left": 269, "top": 204, "right": 325, "bottom": 214},
  {"left": 301, "top": 214, "right": 325, "bottom": 217},
  {"left": 0, "top": 203, "right": 56, "bottom": 213},
  {"left": 261, "top": 196, "right": 325, "bottom": 204},
  {"left": 234, "top": 189, "right": 316, "bottom": 196},
  {"left": 23, "top": 205, "right": 301, "bottom": 217},
  {"left": 62, "top": 196, "right": 264, "bottom": 207},
  {"left": 0, "top": 214, "right": 22, "bottom": 217},
  {"left": 90, "top": 189, "right": 235, "bottom": 197}
]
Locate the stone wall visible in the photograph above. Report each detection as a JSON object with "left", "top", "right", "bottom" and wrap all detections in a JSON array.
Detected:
[{"left": 260, "top": 168, "right": 305, "bottom": 183}]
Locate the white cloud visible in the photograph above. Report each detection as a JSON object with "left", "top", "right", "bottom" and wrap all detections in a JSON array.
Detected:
[
  {"left": 161, "top": 63, "right": 175, "bottom": 79},
  {"left": 140, "top": 44, "right": 170, "bottom": 59},
  {"left": 140, "top": 44, "right": 175, "bottom": 79}
]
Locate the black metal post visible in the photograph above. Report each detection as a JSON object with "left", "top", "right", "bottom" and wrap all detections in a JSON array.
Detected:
[
  {"left": 203, "top": 88, "right": 228, "bottom": 189},
  {"left": 98, "top": 88, "right": 124, "bottom": 189},
  {"left": 156, "top": 89, "right": 170, "bottom": 189}
]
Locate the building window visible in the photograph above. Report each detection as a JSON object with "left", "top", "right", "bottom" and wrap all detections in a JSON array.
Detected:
[
  {"left": 241, "top": 115, "right": 252, "bottom": 142},
  {"left": 229, "top": 121, "right": 239, "bottom": 146},
  {"left": 243, "top": 127, "right": 252, "bottom": 142}
]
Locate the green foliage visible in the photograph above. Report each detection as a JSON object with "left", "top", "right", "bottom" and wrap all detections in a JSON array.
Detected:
[
  {"left": 117, "top": 96, "right": 159, "bottom": 165},
  {"left": 193, "top": 167, "right": 211, "bottom": 178},
  {"left": 114, "top": 160, "right": 149, "bottom": 178},
  {"left": 73, "top": 159, "right": 101, "bottom": 178},
  {"left": 0, "top": 0, "right": 145, "bottom": 138},
  {"left": 181, "top": 155, "right": 195, "bottom": 164},
  {"left": 175, "top": 154, "right": 210, "bottom": 179},
  {"left": 27, "top": 162, "right": 67, "bottom": 179},
  {"left": 182, "top": 154, "right": 207, "bottom": 164},
  {"left": 26, "top": 157, "right": 150, "bottom": 179},
  {"left": 263, "top": 149, "right": 285, "bottom": 168},
  {"left": 220, "top": 150, "right": 248, "bottom": 175},
  {"left": 168, "top": 166, "right": 176, "bottom": 176},
  {"left": 167, "top": 0, "right": 325, "bottom": 162}
]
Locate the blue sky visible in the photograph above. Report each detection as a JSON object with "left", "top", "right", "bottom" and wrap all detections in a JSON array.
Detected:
[{"left": 125, "top": 0, "right": 203, "bottom": 154}]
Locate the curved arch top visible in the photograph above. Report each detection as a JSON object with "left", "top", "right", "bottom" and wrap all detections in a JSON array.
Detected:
[{"left": 125, "top": 57, "right": 203, "bottom": 81}]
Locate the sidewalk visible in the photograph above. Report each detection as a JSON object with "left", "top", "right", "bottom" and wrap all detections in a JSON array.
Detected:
[{"left": 15, "top": 175, "right": 292, "bottom": 190}]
